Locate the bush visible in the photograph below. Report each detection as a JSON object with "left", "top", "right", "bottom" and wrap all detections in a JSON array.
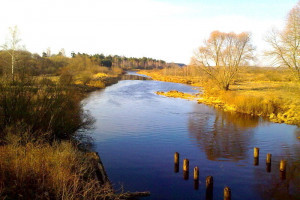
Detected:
[
  {"left": 78, "top": 72, "right": 93, "bottom": 85},
  {"left": 59, "top": 71, "right": 74, "bottom": 85},
  {"left": 0, "top": 79, "right": 92, "bottom": 143}
]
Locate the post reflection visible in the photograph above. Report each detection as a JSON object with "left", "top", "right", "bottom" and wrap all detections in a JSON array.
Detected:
[
  {"left": 174, "top": 163, "right": 179, "bottom": 173},
  {"left": 266, "top": 163, "right": 271, "bottom": 173},
  {"left": 193, "top": 180, "right": 199, "bottom": 190},
  {"left": 183, "top": 171, "right": 189, "bottom": 180},
  {"left": 188, "top": 105, "right": 259, "bottom": 161},
  {"left": 255, "top": 160, "right": 300, "bottom": 199}
]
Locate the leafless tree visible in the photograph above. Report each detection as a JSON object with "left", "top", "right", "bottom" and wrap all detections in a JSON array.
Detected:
[
  {"left": 1, "top": 26, "right": 23, "bottom": 82},
  {"left": 265, "top": 1, "right": 300, "bottom": 81},
  {"left": 192, "top": 31, "right": 254, "bottom": 90}
]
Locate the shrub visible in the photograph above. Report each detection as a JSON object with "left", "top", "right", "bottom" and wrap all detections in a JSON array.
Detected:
[
  {"left": 0, "top": 79, "right": 92, "bottom": 143},
  {"left": 59, "top": 71, "right": 74, "bottom": 85}
]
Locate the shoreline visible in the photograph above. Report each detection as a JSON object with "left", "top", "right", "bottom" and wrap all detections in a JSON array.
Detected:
[{"left": 138, "top": 70, "right": 300, "bottom": 127}]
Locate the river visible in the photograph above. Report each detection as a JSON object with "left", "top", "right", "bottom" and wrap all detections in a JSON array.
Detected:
[{"left": 82, "top": 72, "right": 300, "bottom": 200}]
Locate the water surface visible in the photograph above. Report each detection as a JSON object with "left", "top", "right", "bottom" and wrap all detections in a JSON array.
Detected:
[{"left": 82, "top": 74, "right": 300, "bottom": 200}]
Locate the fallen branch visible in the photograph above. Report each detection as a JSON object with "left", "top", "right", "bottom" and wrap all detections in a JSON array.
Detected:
[{"left": 119, "top": 191, "right": 151, "bottom": 199}]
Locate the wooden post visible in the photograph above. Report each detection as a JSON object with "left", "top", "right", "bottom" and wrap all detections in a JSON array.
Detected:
[
  {"left": 174, "top": 152, "right": 179, "bottom": 173},
  {"left": 183, "top": 159, "right": 189, "bottom": 172},
  {"left": 280, "top": 160, "right": 286, "bottom": 180},
  {"left": 206, "top": 176, "right": 213, "bottom": 189},
  {"left": 279, "top": 160, "right": 286, "bottom": 172},
  {"left": 193, "top": 167, "right": 199, "bottom": 189},
  {"left": 254, "top": 147, "right": 259, "bottom": 158},
  {"left": 183, "top": 159, "right": 189, "bottom": 180},
  {"left": 224, "top": 187, "right": 231, "bottom": 200},
  {"left": 254, "top": 147, "right": 259, "bottom": 166},
  {"left": 174, "top": 152, "right": 179, "bottom": 164},
  {"left": 206, "top": 176, "right": 213, "bottom": 200},
  {"left": 266, "top": 153, "right": 271, "bottom": 164},
  {"left": 266, "top": 153, "right": 271, "bottom": 172},
  {"left": 194, "top": 166, "right": 199, "bottom": 181}
]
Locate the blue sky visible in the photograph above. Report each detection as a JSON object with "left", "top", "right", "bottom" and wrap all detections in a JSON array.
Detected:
[{"left": 0, "top": 0, "right": 298, "bottom": 65}]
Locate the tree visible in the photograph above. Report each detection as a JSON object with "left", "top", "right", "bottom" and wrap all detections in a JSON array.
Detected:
[
  {"left": 192, "top": 31, "right": 254, "bottom": 90},
  {"left": 1, "top": 26, "right": 23, "bottom": 82},
  {"left": 101, "top": 59, "right": 112, "bottom": 67},
  {"left": 265, "top": 1, "right": 300, "bottom": 81}
]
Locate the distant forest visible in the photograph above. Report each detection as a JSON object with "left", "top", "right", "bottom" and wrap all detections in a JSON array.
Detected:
[{"left": 0, "top": 49, "right": 184, "bottom": 77}]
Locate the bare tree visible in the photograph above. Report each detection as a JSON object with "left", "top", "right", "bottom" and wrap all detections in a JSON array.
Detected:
[
  {"left": 1, "top": 26, "right": 23, "bottom": 82},
  {"left": 265, "top": 1, "right": 300, "bottom": 81},
  {"left": 192, "top": 31, "right": 254, "bottom": 90}
]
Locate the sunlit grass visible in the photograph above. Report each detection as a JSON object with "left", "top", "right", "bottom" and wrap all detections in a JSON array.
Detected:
[
  {"left": 156, "top": 90, "right": 198, "bottom": 100},
  {"left": 0, "top": 137, "right": 114, "bottom": 199},
  {"left": 140, "top": 69, "right": 300, "bottom": 126}
]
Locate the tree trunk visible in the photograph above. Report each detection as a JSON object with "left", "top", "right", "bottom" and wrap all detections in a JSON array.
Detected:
[
  {"left": 11, "top": 54, "right": 15, "bottom": 82},
  {"left": 223, "top": 84, "right": 229, "bottom": 91}
]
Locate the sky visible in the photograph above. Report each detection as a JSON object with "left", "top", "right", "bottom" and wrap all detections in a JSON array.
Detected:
[{"left": 0, "top": 0, "right": 298, "bottom": 65}]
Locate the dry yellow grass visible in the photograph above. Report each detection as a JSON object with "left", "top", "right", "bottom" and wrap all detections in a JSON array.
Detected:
[
  {"left": 0, "top": 137, "right": 115, "bottom": 200},
  {"left": 156, "top": 90, "right": 199, "bottom": 100},
  {"left": 138, "top": 70, "right": 202, "bottom": 86},
  {"left": 140, "top": 69, "right": 300, "bottom": 126}
]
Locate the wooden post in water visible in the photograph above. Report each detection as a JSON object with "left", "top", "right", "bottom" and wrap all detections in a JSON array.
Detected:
[
  {"left": 174, "top": 152, "right": 179, "bottom": 173},
  {"left": 183, "top": 159, "right": 189, "bottom": 171},
  {"left": 183, "top": 159, "right": 189, "bottom": 180},
  {"left": 174, "top": 152, "right": 179, "bottom": 164},
  {"left": 206, "top": 176, "right": 213, "bottom": 200},
  {"left": 254, "top": 147, "right": 259, "bottom": 165},
  {"left": 193, "top": 166, "right": 199, "bottom": 190},
  {"left": 280, "top": 160, "right": 286, "bottom": 172},
  {"left": 266, "top": 153, "right": 272, "bottom": 172},
  {"left": 280, "top": 160, "right": 286, "bottom": 180},
  {"left": 224, "top": 187, "right": 231, "bottom": 200},
  {"left": 254, "top": 147, "right": 259, "bottom": 158},
  {"left": 194, "top": 166, "right": 199, "bottom": 181},
  {"left": 266, "top": 153, "right": 271, "bottom": 164}
]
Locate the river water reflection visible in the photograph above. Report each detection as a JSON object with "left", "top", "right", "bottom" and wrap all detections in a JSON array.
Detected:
[{"left": 82, "top": 74, "right": 299, "bottom": 200}]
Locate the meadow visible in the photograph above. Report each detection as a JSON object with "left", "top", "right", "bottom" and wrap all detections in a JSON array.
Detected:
[{"left": 139, "top": 66, "right": 300, "bottom": 127}]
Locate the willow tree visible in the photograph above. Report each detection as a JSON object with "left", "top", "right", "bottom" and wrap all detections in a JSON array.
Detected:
[
  {"left": 265, "top": 1, "right": 300, "bottom": 81},
  {"left": 192, "top": 31, "right": 254, "bottom": 90}
]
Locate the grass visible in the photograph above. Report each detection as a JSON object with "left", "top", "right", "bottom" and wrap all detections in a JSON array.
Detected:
[
  {"left": 0, "top": 136, "right": 115, "bottom": 200},
  {"left": 139, "top": 68, "right": 300, "bottom": 127},
  {"left": 156, "top": 90, "right": 199, "bottom": 101},
  {"left": 0, "top": 75, "right": 124, "bottom": 199}
]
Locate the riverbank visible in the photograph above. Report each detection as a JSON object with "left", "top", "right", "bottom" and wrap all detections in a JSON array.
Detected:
[
  {"left": 0, "top": 73, "right": 127, "bottom": 199},
  {"left": 139, "top": 70, "right": 300, "bottom": 127}
]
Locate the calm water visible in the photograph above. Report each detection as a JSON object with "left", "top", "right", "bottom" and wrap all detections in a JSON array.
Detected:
[{"left": 82, "top": 73, "right": 300, "bottom": 200}]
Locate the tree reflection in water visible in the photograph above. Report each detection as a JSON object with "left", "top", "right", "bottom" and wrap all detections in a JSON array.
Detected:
[
  {"left": 255, "top": 128, "right": 300, "bottom": 199},
  {"left": 188, "top": 104, "right": 262, "bottom": 161},
  {"left": 188, "top": 103, "right": 300, "bottom": 199},
  {"left": 254, "top": 151, "right": 300, "bottom": 199}
]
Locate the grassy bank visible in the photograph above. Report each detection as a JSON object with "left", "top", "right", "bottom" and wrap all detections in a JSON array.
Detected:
[
  {"left": 0, "top": 139, "right": 114, "bottom": 199},
  {"left": 139, "top": 69, "right": 300, "bottom": 127},
  {"left": 0, "top": 72, "right": 124, "bottom": 199}
]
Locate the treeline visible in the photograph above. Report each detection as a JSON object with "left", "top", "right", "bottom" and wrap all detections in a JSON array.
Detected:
[
  {"left": 71, "top": 52, "right": 167, "bottom": 69},
  {"left": 0, "top": 49, "right": 171, "bottom": 82}
]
